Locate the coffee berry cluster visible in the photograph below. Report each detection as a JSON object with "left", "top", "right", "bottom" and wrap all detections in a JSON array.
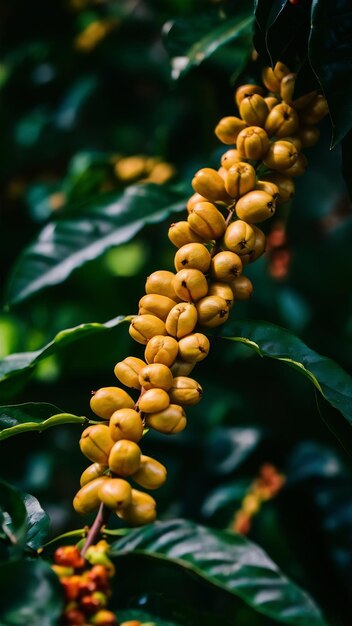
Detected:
[{"left": 73, "top": 61, "right": 328, "bottom": 531}]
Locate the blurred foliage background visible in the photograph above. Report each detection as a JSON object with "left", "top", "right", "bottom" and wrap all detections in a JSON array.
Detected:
[{"left": 1, "top": 0, "right": 352, "bottom": 625}]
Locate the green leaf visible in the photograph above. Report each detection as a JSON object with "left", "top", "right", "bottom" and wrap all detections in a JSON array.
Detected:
[
  {"left": 0, "top": 481, "right": 27, "bottom": 560},
  {"left": 111, "top": 519, "right": 327, "bottom": 626},
  {"left": 0, "top": 403, "right": 87, "bottom": 441},
  {"left": 0, "top": 558, "right": 63, "bottom": 626},
  {"left": 22, "top": 493, "right": 50, "bottom": 551},
  {"left": 6, "top": 183, "right": 186, "bottom": 306},
  {"left": 341, "top": 130, "right": 352, "bottom": 200},
  {"left": 0, "top": 315, "right": 127, "bottom": 401}
]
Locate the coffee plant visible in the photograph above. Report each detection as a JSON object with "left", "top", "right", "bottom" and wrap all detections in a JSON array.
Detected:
[{"left": 1, "top": 1, "right": 352, "bottom": 625}]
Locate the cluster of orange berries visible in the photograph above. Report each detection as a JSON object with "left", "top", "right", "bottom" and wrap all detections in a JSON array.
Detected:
[{"left": 72, "top": 62, "right": 328, "bottom": 526}]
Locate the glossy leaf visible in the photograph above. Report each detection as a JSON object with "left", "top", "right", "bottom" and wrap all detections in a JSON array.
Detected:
[
  {"left": 22, "top": 493, "right": 50, "bottom": 551},
  {"left": 0, "top": 480, "right": 27, "bottom": 560},
  {"left": 6, "top": 184, "right": 187, "bottom": 306},
  {"left": 0, "top": 403, "right": 86, "bottom": 441},
  {"left": 111, "top": 519, "right": 327, "bottom": 626}
]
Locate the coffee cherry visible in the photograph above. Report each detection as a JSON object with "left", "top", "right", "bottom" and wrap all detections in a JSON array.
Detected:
[
  {"left": 145, "top": 403, "right": 187, "bottom": 434},
  {"left": 87, "top": 565, "right": 111, "bottom": 586},
  {"left": 145, "top": 270, "right": 179, "bottom": 300},
  {"left": 169, "top": 376, "right": 203, "bottom": 406},
  {"left": 208, "top": 282, "right": 234, "bottom": 308},
  {"left": 280, "top": 73, "right": 296, "bottom": 104},
  {"left": 236, "top": 126, "right": 270, "bottom": 160},
  {"left": 168, "top": 221, "right": 203, "bottom": 247},
  {"left": 174, "top": 242, "right": 211, "bottom": 273},
  {"left": 215, "top": 116, "right": 247, "bottom": 145},
  {"left": 218, "top": 166, "right": 228, "bottom": 180},
  {"left": 196, "top": 295, "right": 229, "bottom": 327},
  {"left": 80, "top": 425, "right": 115, "bottom": 464},
  {"left": 63, "top": 608, "right": 86, "bottom": 625},
  {"left": 51, "top": 564, "right": 74, "bottom": 578},
  {"left": 292, "top": 90, "right": 317, "bottom": 110},
  {"left": 178, "top": 333, "right": 210, "bottom": 362},
  {"left": 235, "top": 190, "right": 276, "bottom": 223},
  {"left": 274, "top": 61, "right": 290, "bottom": 82},
  {"left": 187, "top": 192, "right": 208, "bottom": 212},
  {"left": 297, "top": 125, "right": 320, "bottom": 148},
  {"left": 145, "top": 335, "right": 179, "bottom": 367},
  {"left": 221, "top": 150, "right": 242, "bottom": 171},
  {"left": 131, "top": 455, "right": 167, "bottom": 490},
  {"left": 129, "top": 314, "right": 166, "bottom": 345},
  {"left": 283, "top": 153, "right": 308, "bottom": 177},
  {"left": 235, "top": 83, "right": 264, "bottom": 108},
  {"left": 139, "top": 363, "right": 173, "bottom": 391},
  {"left": 231, "top": 275, "right": 253, "bottom": 299},
  {"left": 222, "top": 220, "right": 256, "bottom": 255},
  {"left": 120, "top": 622, "right": 141, "bottom": 626},
  {"left": 173, "top": 268, "right": 208, "bottom": 302},
  {"left": 90, "top": 609, "right": 118, "bottom": 625},
  {"left": 170, "top": 359, "right": 196, "bottom": 376},
  {"left": 262, "top": 66, "right": 280, "bottom": 92},
  {"left": 263, "top": 140, "right": 298, "bottom": 171},
  {"left": 73, "top": 476, "right": 109, "bottom": 515},
  {"left": 109, "top": 408, "right": 144, "bottom": 443},
  {"left": 265, "top": 103, "right": 299, "bottom": 138},
  {"left": 192, "top": 168, "right": 230, "bottom": 202},
  {"left": 211, "top": 250, "right": 243, "bottom": 282},
  {"left": 188, "top": 202, "right": 226, "bottom": 240},
  {"left": 114, "top": 357, "right": 146, "bottom": 389},
  {"left": 225, "top": 162, "right": 256, "bottom": 198},
  {"left": 243, "top": 225, "right": 266, "bottom": 264},
  {"left": 299, "top": 94, "right": 329, "bottom": 124},
  {"left": 255, "top": 180, "right": 280, "bottom": 199},
  {"left": 165, "top": 302, "right": 198, "bottom": 338},
  {"left": 138, "top": 294, "right": 177, "bottom": 321},
  {"left": 261, "top": 172, "right": 295, "bottom": 203},
  {"left": 80, "top": 463, "right": 108, "bottom": 487},
  {"left": 240, "top": 94, "right": 269, "bottom": 127},
  {"left": 108, "top": 440, "right": 141, "bottom": 476},
  {"left": 61, "top": 576, "right": 82, "bottom": 601},
  {"left": 98, "top": 478, "right": 132, "bottom": 509},
  {"left": 265, "top": 96, "right": 280, "bottom": 111},
  {"left": 54, "top": 545, "right": 85, "bottom": 569},
  {"left": 279, "top": 135, "right": 302, "bottom": 151},
  {"left": 117, "top": 489, "right": 156, "bottom": 526},
  {"left": 138, "top": 388, "right": 170, "bottom": 413},
  {"left": 90, "top": 387, "right": 135, "bottom": 419}
]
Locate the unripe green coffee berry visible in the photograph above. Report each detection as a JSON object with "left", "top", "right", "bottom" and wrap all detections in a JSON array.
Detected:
[
  {"left": 188, "top": 202, "right": 226, "bottom": 240},
  {"left": 131, "top": 455, "right": 167, "bottom": 490},
  {"left": 138, "top": 294, "right": 177, "bottom": 321},
  {"left": 299, "top": 94, "right": 329, "bottom": 124},
  {"left": 221, "top": 149, "right": 242, "bottom": 169},
  {"left": 109, "top": 408, "right": 144, "bottom": 443},
  {"left": 265, "top": 103, "right": 299, "bottom": 137},
  {"left": 108, "top": 440, "right": 141, "bottom": 476},
  {"left": 222, "top": 220, "right": 256, "bottom": 255},
  {"left": 114, "top": 356, "right": 146, "bottom": 389},
  {"left": 236, "top": 126, "right": 270, "bottom": 160},
  {"left": 145, "top": 335, "right": 179, "bottom": 367},
  {"left": 80, "top": 463, "right": 108, "bottom": 487},
  {"left": 165, "top": 302, "right": 198, "bottom": 338},
  {"left": 178, "top": 333, "right": 210, "bottom": 363},
  {"left": 98, "top": 478, "right": 132, "bottom": 510},
  {"left": 235, "top": 83, "right": 264, "bottom": 108},
  {"left": 261, "top": 172, "right": 295, "bottom": 204},
  {"left": 208, "top": 282, "right": 234, "bottom": 308},
  {"left": 138, "top": 388, "right": 170, "bottom": 413},
  {"left": 90, "top": 387, "right": 135, "bottom": 419},
  {"left": 196, "top": 295, "right": 229, "bottom": 327},
  {"left": 73, "top": 477, "right": 110, "bottom": 515},
  {"left": 145, "top": 403, "right": 187, "bottom": 434},
  {"left": 145, "top": 270, "right": 179, "bottom": 300},
  {"left": 255, "top": 180, "right": 280, "bottom": 199},
  {"left": 80, "top": 425, "right": 115, "bottom": 464},
  {"left": 280, "top": 73, "right": 296, "bottom": 104},
  {"left": 169, "top": 376, "right": 203, "bottom": 406},
  {"left": 240, "top": 94, "right": 269, "bottom": 127},
  {"left": 283, "top": 153, "right": 308, "bottom": 177},
  {"left": 297, "top": 125, "right": 320, "bottom": 148},
  {"left": 168, "top": 221, "right": 203, "bottom": 248},
  {"left": 235, "top": 190, "right": 276, "bottom": 223},
  {"left": 174, "top": 243, "right": 211, "bottom": 273},
  {"left": 173, "top": 268, "right": 208, "bottom": 302},
  {"left": 129, "top": 314, "right": 167, "bottom": 345},
  {"left": 192, "top": 168, "right": 230, "bottom": 203},
  {"left": 187, "top": 192, "right": 208, "bottom": 213},
  {"left": 263, "top": 140, "right": 298, "bottom": 171},
  {"left": 215, "top": 116, "right": 247, "bottom": 144},
  {"left": 225, "top": 162, "right": 256, "bottom": 198},
  {"left": 139, "top": 363, "right": 173, "bottom": 391},
  {"left": 211, "top": 250, "right": 243, "bottom": 282},
  {"left": 231, "top": 275, "right": 253, "bottom": 299},
  {"left": 265, "top": 96, "right": 280, "bottom": 111},
  {"left": 117, "top": 489, "right": 156, "bottom": 526}
]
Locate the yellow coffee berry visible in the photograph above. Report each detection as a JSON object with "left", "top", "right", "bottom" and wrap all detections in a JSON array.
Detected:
[
  {"left": 145, "top": 335, "right": 179, "bottom": 367},
  {"left": 235, "top": 83, "right": 264, "bottom": 108},
  {"left": 80, "top": 463, "right": 108, "bottom": 487},
  {"left": 187, "top": 192, "right": 207, "bottom": 212},
  {"left": 139, "top": 363, "right": 173, "bottom": 391},
  {"left": 98, "top": 478, "right": 132, "bottom": 510},
  {"left": 192, "top": 168, "right": 230, "bottom": 202},
  {"left": 108, "top": 440, "right": 141, "bottom": 476},
  {"left": 214, "top": 116, "right": 247, "bottom": 144},
  {"left": 138, "top": 388, "right": 170, "bottom": 413},
  {"left": 138, "top": 294, "right": 177, "bottom": 321},
  {"left": 249, "top": 225, "right": 266, "bottom": 263},
  {"left": 173, "top": 268, "right": 208, "bottom": 302},
  {"left": 225, "top": 162, "right": 256, "bottom": 198},
  {"left": 145, "top": 404, "right": 187, "bottom": 434},
  {"left": 170, "top": 359, "right": 196, "bottom": 376},
  {"left": 145, "top": 270, "right": 179, "bottom": 300},
  {"left": 196, "top": 295, "right": 229, "bottom": 327},
  {"left": 129, "top": 314, "right": 166, "bottom": 345},
  {"left": 109, "top": 408, "right": 144, "bottom": 443},
  {"left": 90, "top": 387, "right": 135, "bottom": 419},
  {"left": 292, "top": 90, "right": 317, "bottom": 110},
  {"left": 262, "top": 66, "right": 280, "bottom": 92},
  {"left": 280, "top": 73, "right": 296, "bottom": 104},
  {"left": 174, "top": 243, "right": 211, "bottom": 273},
  {"left": 235, "top": 190, "right": 276, "bottom": 223},
  {"left": 240, "top": 94, "right": 269, "bottom": 127},
  {"left": 211, "top": 250, "right": 243, "bottom": 282},
  {"left": 255, "top": 180, "right": 280, "bottom": 199},
  {"left": 231, "top": 275, "right": 253, "bottom": 299},
  {"left": 131, "top": 455, "right": 167, "bottom": 490},
  {"left": 265, "top": 103, "right": 299, "bottom": 137},
  {"left": 299, "top": 94, "right": 329, "bottom": 124},
  {"left": 273, "top": 61, "right": 290, "bottom": 82},
  {"left": 178, "top": 333, "right": 210, "bottom": 363},
  {"left": 261, "top": 172, "right": 295, "bottom": 204},
  {"left": 80, "top": 425, "right": 115, "bottom": 464},
  {"left": 265, "top": 96, "right": 280, "bottom": 111},
  {"left": 114, "top": 156, "right": 147, "bottom": 182},
  {"left": 114, "top": 357, "right": 146, "bottom": 389},
  {"left": 222, "top": 220, "right": 256, "bottom": 255},
  {"left": 117, "top": 489, "right": 156, "bottom": 526},
  {"left": 168, "top": 221, "right": 203, "bottom": 248},
  {"left": 236, "top": 126, "right": 270, "bottom": 160},
  {"left": 221, "top": 149, "right": 241, "bottom": 169},
  {"left": 297, "top": 125, "right": 320, "bottom": 148},
  {"left": 218, "top": 166, "right": 228, "bottom": 180},
  {"left": 165, "top": 302, "right": 198, "bottom": 338},
  {"left": 263, "top": 140, "right": 298, "bottom": 171},
  {"left": 282, "top": 153, "right": 308, "bottom": 177},
  {"left": 73, "top": 477, "right": 109, "bottom": 515},
  {"left": 208, "top": 282, "right": 234, "bottom": 308},
  {"left": 169, "top": 376, "right": 203, "bottom": 406},
  {"left": 188, "top": 202, "right": 226, "bottom": 240}
]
